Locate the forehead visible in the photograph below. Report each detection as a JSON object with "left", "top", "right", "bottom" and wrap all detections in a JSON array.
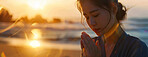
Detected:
[{"left": 80, "top": 1, "right": 100, "bottom": 13}]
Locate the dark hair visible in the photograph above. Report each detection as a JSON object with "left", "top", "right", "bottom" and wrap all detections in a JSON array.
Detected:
[
  {"left": 116, "top": 2, "right": 127, "bottom": 21},
  {"left": 77, "top": 0, "right": 127, "bottom": 22}
]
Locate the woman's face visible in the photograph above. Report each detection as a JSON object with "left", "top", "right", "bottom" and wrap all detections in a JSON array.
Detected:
[{"left": 81, "top": 1, "right": 116, "bottom": 36}]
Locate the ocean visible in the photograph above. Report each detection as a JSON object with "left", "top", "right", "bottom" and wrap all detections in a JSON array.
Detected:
[
  {"left": 0, "top": 18, "right": 148, "bottom": 57},
  {"left": 0, "top": 18, "right": 148, "bottom": 47}
]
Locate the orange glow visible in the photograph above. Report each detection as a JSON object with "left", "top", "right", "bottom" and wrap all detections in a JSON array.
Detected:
[
  {"left": 29, "top": 40, "right": 40, "bottom": 48},
  {"left": 0, "top": 7, "right": 3, "bottom": 10},
  {"left": 31, "top": 29, "right": 42, "bottom": 39},
  {"left": 1, "top": 52, "right": 6, "bottom": 57},
  {"left": 32, "top": 23, "right": 38, "bottom": 26},
  {"left": 27, "top": 0, "right": 47, "bottom": 10}
]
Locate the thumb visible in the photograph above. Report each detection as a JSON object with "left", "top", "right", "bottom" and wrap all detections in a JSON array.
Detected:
[{"left": 96, "top": 40, "right": 101, "bottom": 49}]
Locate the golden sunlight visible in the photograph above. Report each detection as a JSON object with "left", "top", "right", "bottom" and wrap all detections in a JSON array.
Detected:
[
  {"left": 31, "top": 29, "right": 42, "bottom": 39},
  {"left": 29, "top": 40, "right": 40, "bottom": 48},
  {"left": 27, "top": 0, "right": 47, "bottom": 10},
  {"left": 1, "top": 51, "right": 6, "bottom": 57},
  {"left": 32, "top": 23, "right": 38, "bottom": 26},
  {"left": 0, "top": 6, "right": 3, "bottom": 10}
]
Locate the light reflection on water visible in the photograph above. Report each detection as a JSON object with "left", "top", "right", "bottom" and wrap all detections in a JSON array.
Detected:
[
  {"left": 29, "top": 40, "right": 40, "bottom": 48},
  {"left": 31, "top": 29, "right": 42, "bottom": 39},
  {"left": 0, "top": 22, "right": 148, "bottom": 45},
  {"left": 0, "top": 22, "right": 148, "bottom": 57}
]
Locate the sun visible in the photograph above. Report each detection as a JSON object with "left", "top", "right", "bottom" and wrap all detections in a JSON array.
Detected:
[{"left": 27, "top": 0, "right": 47, "bottom": 10}]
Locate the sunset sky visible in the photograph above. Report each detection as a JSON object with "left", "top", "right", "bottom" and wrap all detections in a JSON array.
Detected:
[{"left": 0, "top": 0, "right": 148, "bottom": 21}]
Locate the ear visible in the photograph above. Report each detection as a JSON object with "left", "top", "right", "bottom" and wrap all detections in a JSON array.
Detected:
[{"left": 111, "top": 3, "right": 118, "bottom": 15}]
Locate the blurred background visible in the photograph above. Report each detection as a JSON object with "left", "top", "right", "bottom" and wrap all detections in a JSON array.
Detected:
[{"left": 0, "top": 0, "right": 148, "bottom": 57}]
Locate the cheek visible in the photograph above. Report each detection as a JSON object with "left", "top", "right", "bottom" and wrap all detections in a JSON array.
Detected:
[
  {"left": 86, "top": 19, "right": 94, "bottom": 29},
  {"left": 96, "top": 12, "right": 110, "bottom": 28},
  {"left": 86, "top": 19, "right": 91, "bottom": 27}
]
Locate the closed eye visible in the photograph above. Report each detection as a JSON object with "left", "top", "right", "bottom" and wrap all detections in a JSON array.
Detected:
[{"left": 94, "top": 14, "right": 99, "bottom": 17}]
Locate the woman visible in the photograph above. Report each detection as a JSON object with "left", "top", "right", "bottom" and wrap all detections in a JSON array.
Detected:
[{"left": 77, "top": 0, "right": 148, "bottom": 57}]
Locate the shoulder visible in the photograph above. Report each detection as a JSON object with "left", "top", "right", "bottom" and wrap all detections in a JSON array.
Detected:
[
  {"left": 116, "top": 34, "right": 148, "bottom": 51},
  {"left": 126, "top": 35, "right": 147, "bottom": 48},
  {"left": 125, "top": 34, "right": 148, "bottom": 57}
]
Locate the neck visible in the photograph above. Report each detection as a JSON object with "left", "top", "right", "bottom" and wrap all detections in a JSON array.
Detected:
[{"left": 103, "top": 23, "right": 124, "bottom": 44}]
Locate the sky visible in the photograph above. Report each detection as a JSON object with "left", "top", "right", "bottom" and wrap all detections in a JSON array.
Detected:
[{"left": 0, "top": 0, "right": 148, "bottom": 21}]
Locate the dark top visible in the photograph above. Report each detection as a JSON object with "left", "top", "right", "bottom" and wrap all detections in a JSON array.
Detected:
[{"left": 93, "top": 32, "right": 148, "bottom": 57}]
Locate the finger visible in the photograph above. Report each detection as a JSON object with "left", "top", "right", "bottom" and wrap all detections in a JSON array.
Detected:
[
  {"left": 82, "top": 32, "right": 97, "bottom": 48},
  {"left": 81, "top": 40, "right": 90, "bottom": 54},
  {"left": 82, "top": 32, "right": 102, "bottom": 55},
  {"left": 82, "top": 32, "right": 91, "bottom": 39},
  {"left": 96, "top": 40, "right": 101, "bottom": 50},
  {"left": 82, "top": 32, "right": 99, "bottom": 54},
  {"left": 81, "top": 32, "right": 92, "bottom": 48},
  {"left": 81, "top": 34, "right": 90, "bottom": 50},
  {"left": 82, "top": 34, "right": 94, "bottom": 51},
  {"left": 97, "top": 37, "right": 105, "bottom": 49},
  {"left": 82, "top": 39, "right": 98, "bottom": 56},
  {"left": 82, "top": 39, "right": 96, "bottom": 55},
  {"left": 81, "top": 34, "right": 89, "bottom": 50},
  {"left": 82, "top": 32, "right": 95, "bottom": 46},
  {"left": 81, "top": 33, "right": 84, "bottom": 40},
  {"left": 82, "top": 40, "right": 102, "bottom": 57},
  {"left": 81, "top": 40, "right": 84, "bottom": 49},
  {"left": 82, "top": 32, "right": 94, "bottom": 45},
  {"left": 92, "top": 39, "right": 95, "bottom": 42},
  {"left": 82, "top": 48, "right": 87, "bottom": 57},
  {"left": 97, "top": 37, "right": 106, "bottom": 57}
]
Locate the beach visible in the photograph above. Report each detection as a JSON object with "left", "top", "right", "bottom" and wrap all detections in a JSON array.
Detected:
[{"left": 0, "top": 43, "right": 81, "bottom": 57}]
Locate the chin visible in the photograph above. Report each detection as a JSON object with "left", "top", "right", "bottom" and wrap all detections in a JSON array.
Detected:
[
  {"left": 95, "top": 30, "right": 105, "bottom": 36},
  {"left": 94, "top": 31, "right": 101, "bottom": 36},
  {"left": 91, "top": 27, "right": 105, "bottom": 36},
  {"left": 96, "top": 33, "right": 101, "bottom": 36}
]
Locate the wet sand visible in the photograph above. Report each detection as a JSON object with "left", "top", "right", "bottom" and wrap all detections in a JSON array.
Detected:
[{"left": 0, "top": 44, "right": 81, "bottom": 57}]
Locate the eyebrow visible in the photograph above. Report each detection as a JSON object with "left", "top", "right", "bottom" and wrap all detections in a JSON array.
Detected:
[
  {"left": 89, "top": 9, "right": 99, "bottom": 14},
  {"left": 83, "top": 9, "right": 99, "bottom": 15}
]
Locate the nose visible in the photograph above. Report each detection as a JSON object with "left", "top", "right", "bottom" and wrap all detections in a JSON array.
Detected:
[{"left": 90, "top": 17, "right": 97, "bottom": 26}]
